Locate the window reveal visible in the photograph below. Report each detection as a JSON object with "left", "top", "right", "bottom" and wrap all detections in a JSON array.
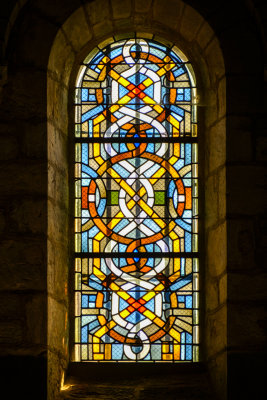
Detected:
[{"left": 74, "top": 36, "right": 199, "bottom": 362}]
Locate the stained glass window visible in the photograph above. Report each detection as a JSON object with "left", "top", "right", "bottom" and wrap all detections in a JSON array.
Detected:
[{"left": 74, "top": 35, "right": 199, "bottom": 362}]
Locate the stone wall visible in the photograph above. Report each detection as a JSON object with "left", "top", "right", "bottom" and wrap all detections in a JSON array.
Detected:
[{"left": 0, "top": 1, "right": 266, "bottom": 399}]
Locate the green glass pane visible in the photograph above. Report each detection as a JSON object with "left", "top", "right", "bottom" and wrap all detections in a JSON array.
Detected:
[
  {"left": 107, "top": 190, "right": 119, "bottom": 205},
  {"left": 154, "top": 191, "right": 165, "bottom": 205}
]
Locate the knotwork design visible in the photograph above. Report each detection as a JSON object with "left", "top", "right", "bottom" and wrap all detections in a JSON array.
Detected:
[{"left": 75, "top": 37, "right": 199, "bottom": 362}]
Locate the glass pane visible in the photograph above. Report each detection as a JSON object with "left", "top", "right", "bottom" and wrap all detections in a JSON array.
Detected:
[
  {"left": 75, "top": 141, "right": 197, "bottom": 254},
  {"left": 74, "top": 37, "right": 199, "bottom": 362},
  {"left": 74, "top": 257, "right": 199, "bottom": 362},
  {"left": 76, "top": 38, "right": 196, "bottom": 139}
]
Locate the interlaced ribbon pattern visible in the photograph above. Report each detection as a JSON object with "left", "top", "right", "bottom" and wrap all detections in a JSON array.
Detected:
[{"left": 75, "top": 37, "right": 199, "bottom": 362}]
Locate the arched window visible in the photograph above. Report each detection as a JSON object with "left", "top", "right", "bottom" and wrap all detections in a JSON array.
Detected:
[{"left": 74, "top": 35, "right": 199, "bottom": 362}]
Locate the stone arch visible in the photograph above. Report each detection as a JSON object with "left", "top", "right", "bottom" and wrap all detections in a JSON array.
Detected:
[{"left": 47, "top": 1, "right": 226, "bottom": 399}]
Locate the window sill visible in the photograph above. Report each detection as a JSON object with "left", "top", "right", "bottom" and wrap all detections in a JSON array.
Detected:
[{"left": 61, "top": 362, "right": 214, "bottom": 399}]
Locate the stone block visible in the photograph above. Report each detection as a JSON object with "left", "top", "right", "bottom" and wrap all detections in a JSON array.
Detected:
[
  {"left": 48, "top": 164, "right": 69, "bottom": 210},
  {"left": 206, "top": 222, "right": 227, "bottom": 278},
  {"left": 205, "top": 173, "right": 218, "bottom": 228},
  {"left": 113, "top": 18, "right": 133, "bottom": 31},
  {"left": 48, "top": 28, "right": 75, "bottom": 86},
  {"left": 48, "top": 296, "right": 68, "bottom": 356},
  {"left": 206, "top": 305, "right": 227, "bottom": 356},
  {"left": 62, "top": 7, "right": 92, "bottom": 53},
  {"left": 21, "top": 121, "right": 47, "bottom": 159},
  {"left": 227, "top": 74, "right": 261, "bottom": 114},
  {"left": 8, "top": 70, "right": 47, "bottom": 120},
  {"left": 111, "top": 0, "right": 132, "bottom": 19},
  {"left": 204, "top": 37, "right": 225, "bottom": 83},
  {"left": 135, "top": 0, "right": 152, "bottom": 13},
  {"left": 33, "top": 0, "right": 80, "bottom": 24},
  {"left": 0, "top": 161, "right": 47, "bottom": 196},
  {"left": 0, "top": 135, "right": 18, "bottom": 160},
  {"left": 228, "top": 272, "right": 267, "bottom": 302},
  {"left": 133, "top": 14, "right": 152, "bottom": 28},
  {"left": 207, "top": 117, "right": 226, "bottom": 173},
  {"left": 0, "top": 293, "right": 23, "bottom": 318},
  {"left": 204, "top": 101, "right": 219, "bottom": 130},
  {"left": 85, "top": 0, "right": 110, "bottom": 25},
  {"left": 0, "top": 321, "right": 24, "bottom": 344},
  {"left": 153, "top": 0, "right": 184, "bottom": 30},
  {"left": 220, "top": 27, "right": 261, "bottom": 75},
  {"left": 227, "top": 114, "right": 253, "bottom": 132},
  {"left": 47, "top": 122, "right": 68, "bottom": 171},
  {"left": 219, "top": 273, "right": 227, "bottom": 305},
  {"left": 227, "top": 166, "right": 267, "bottom": 215},
  {"left": 227, "top": 114, "right": 253, "bottom": 162},
  {"left": 10, "top": 198, "right": 46, "bottom": 234},
  {"left": 47, "top": 239, "right": 69, "bottom": 302},
  {"left": 0, "top": 239, "right": 46, "bottom": 291},
  {"left": 25, "top": 293, "right": 47, "bottom": 345},
  {"left": 48, "top": 349, "right": 66, "bottom": 400},
  {"left": 48, "top": 200, "right": 69, "bottom": 245},
  {"left": 227, "top": 218, "right": 256, "bottom": 270},
  {"left": 218, "top": 167, "right": 226, "bottom": 221},
  {"left": 180, "top": 4, "right": 204, "bottom": 42},
  {"left": 47, "top": 78, "right": 68, "bottom": 133},
  {"left": 48, "top": 163, "right": 68, "bottom": 208},
  {"left": 205, "top": 276, "right": 219, "bottom": 312},
  {"left": 196, "top": 21, "right": 214, "bottom": 50},
  {"left": 217, "top": 76, "right": 226, "bottom": 120},
  {"left": 228, "top": 130, "right": 252, "bottom": 162},
  {"left": 228, "top": 303, "right": 267, "bottom": 349},
  {"left": 208, "top": 351, "right": 227, "bottom": 400},
  {"left": 93, "top": 19, "right": 113, "bottom": 39},
  {"left": 14, "top": 15, "right": 57, "bottom": 69}
]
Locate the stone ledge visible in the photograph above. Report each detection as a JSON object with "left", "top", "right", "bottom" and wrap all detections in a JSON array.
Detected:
[{"left": 61, "top": 362, "right": 215, "bottom": 399}]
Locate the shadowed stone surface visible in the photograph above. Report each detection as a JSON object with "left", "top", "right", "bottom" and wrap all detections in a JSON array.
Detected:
[
  {"left": 0, "top": 1, "right": 266, "bottom": 400},
  {"left": 61, "top": 364, "right": 214, "bottom": 400}
]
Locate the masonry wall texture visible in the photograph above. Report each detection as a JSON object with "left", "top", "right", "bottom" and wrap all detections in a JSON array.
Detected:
[{"left": 0, "top": 1, "right": 266, "bottom": 400}]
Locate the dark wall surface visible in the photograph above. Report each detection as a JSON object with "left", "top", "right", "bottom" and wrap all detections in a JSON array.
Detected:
[{"left": 0, "top": 1, "right": 266, "bottom": 399}]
